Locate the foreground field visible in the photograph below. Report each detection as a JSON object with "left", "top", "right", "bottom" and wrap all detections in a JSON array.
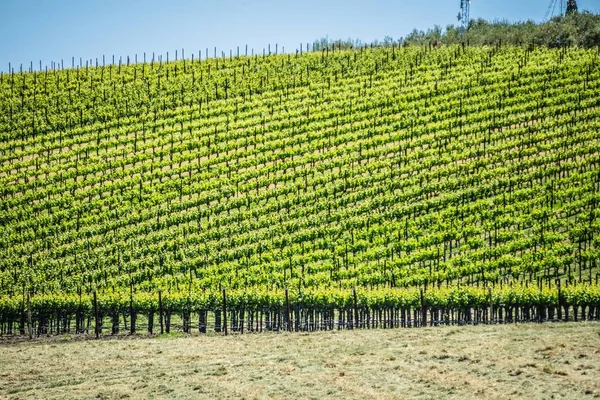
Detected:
[{"left": 1, "top": 323, "right": 599, "bottom": 399}]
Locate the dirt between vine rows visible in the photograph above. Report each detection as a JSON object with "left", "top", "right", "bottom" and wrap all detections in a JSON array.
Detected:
[{"left": 0, "top": 322, "right": 599, "bottom": 399}]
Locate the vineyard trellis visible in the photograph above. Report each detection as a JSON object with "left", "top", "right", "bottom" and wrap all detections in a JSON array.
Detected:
[
  {"left": 1, "top": 43, "right": 600, "bottom": 337},
  {"left": 1, "top": 283, "right": 599, "bottom": 337}
]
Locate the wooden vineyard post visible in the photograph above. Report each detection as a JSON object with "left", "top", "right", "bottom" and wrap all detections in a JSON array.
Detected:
[
  {"left": 556, "top": 280, "right": 562, "bottom": 321},
  {"left": 199, "top": 311, "right": 207, "bottom": 334},
  {"left": 19, "top": 286, "right": 26, "bottom": 335},
  {"left": 26, "top": 292, "right": 32, "bottom": 340},
  {"left": 129, "top": 280, "right": 135, "bottom": 335},
  {"left": 215, "top": 309, "right": 222, "bottom": 333},
  {"left": 488, "top": 287, "right": 493, "bottom": 324},
  {"left": 285, "top": 287, "right": 291, "bottom": 332},
  {"left": 353, "top": 287, "right": 359, "bottom": 329},
  {"left": 148, "top": 311, "right": 154, "bottom": 335},
  {"left": 93, "top": 290, "right": 99, "bottom": 339},
  {"left": 420, "top": 288, "right": 427, "bottom": 327},
  {"left": 158, "top": 290, "right": 164, "bottom": 334},
  {"left": 77, "top": 287, "right": 83, "bottom": 334},
  {"left": 222, "top": 288, "right": 228, "bottom": 336}
]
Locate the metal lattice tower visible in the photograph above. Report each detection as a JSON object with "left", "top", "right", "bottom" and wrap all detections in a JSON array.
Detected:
[
  {"left": 458, "top": 0, "right": 471, "bottom": 33},
  {"left": 566, "top": 0, "right": 578, "bottom": 15},
  {"left": 545, "top": 0, "right": 578, "bottom": 20}
]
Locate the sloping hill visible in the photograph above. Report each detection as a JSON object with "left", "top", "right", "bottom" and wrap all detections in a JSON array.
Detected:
[{"left": 0, "top": 45, "right": 599, "bottom": 327}]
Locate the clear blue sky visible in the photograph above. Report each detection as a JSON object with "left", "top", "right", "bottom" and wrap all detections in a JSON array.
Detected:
[{"left": 1, "top": 0, "right": 598, "bottom": 72}]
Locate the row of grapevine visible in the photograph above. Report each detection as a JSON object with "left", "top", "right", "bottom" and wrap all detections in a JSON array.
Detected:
[{"left": 1, "top": 283, "right": 598, "bottom": 337}]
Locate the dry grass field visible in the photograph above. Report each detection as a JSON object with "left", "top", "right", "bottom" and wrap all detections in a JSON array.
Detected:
[{"left": 0, "top": 323, "right": 599, "bottom": 399}]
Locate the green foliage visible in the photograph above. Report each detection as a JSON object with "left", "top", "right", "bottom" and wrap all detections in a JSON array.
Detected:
[
  {"left": 400, "top": 11, "right": 600, "bottom": 48},
  {"left": 0, "top": 44, "right": 599, "bottom": 312}
]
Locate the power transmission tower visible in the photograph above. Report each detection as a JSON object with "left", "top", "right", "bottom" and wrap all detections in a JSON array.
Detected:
[
  {"left": 566, "top": 0, "right": 578, "bottom": 15},
  {"left": 458, "top": 0, "right": 472, "bottom": 34},
  {"left": 545, "top": 0, "right": 578, "bottom": 20}
]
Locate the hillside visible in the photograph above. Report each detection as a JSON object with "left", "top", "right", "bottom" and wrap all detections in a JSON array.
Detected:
[{"left": 0, "top": 45, "right": 599, "bottom": 332}]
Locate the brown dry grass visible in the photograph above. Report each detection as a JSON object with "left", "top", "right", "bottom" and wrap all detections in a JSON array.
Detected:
[{"left": 0, "top": 322, "right": 599, "bottom": 399}]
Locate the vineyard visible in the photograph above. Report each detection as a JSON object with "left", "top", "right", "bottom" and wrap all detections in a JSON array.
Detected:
[{"left": 0, "top": 44, "right": 599, "bottom": 336}]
